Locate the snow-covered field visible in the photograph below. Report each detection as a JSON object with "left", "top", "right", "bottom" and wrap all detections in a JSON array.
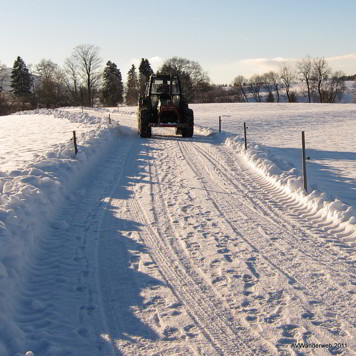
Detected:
[{"left": 0, "top": 104, "right": 355, "bottom": 356}]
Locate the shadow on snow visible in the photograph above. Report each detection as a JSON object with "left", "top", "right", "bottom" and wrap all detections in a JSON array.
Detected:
[
  {"left": 94, "top": 139, "right": 164, "bottom": 353},
  {"left": 263, "top": 145, "right": 356, "bottom": 208}
]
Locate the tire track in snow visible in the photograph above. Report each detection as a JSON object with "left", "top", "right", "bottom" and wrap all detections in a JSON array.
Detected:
[
  {"left": 93, "top": 138, "right": 202, "bottom": 356},
  {"left": 129, "top": 198, "right": 220, "bottom": 356},
  {"left": 128, "top": 143, "right": 260, "bottom": 356},
  {"left": 177, "top": 140, "right": 355, "bottom": 355},
  {"left": 194, "top": 141, "right": 355, "bottom": 276}
]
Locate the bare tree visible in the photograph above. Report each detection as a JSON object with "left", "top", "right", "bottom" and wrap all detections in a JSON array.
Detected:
[
  {"left": 0, "top": 61, "right": 11, "bottom": 115},
  {"left": 264, "top": 71, "right": 280, "bottom": 102},
  {"left": 248, "top": 74, "right": 264, "bottom": 102},
  {"left": 261, "top": 72, "right": 275, "bottom": 102},
  {"left": 159, "top": 57, "right": 210, "bottom": 101},
  {"left": 64, "top": 57, "right": 80, "bottom": 105},
  {"left": 323, "top": 71, "right": 346, "bottom": 103},
  {"left": 70, "top": 44, "right": 102, "bottom": 107},
  {"left": 279, "top": 62, "right": 295, "bottom": 102},
  {"left": 296, "top": 56, "right": 313, "bottom": 102},
  {"left": 312, "top": 57, "right": 331, "bottom": 103},
  {"left": 35, "top": 59, "right": 67, "bottom": 108},
  {"left": 233, "top": 75, "right": 248, "bottom": 102},
  {"left": 0, "top": 61, "right": 9, "bottom": 93}
]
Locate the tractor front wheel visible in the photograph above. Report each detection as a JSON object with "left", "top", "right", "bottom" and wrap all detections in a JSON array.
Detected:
[{"left": 182, "top": 109, "right": 194, "bottom": 138}]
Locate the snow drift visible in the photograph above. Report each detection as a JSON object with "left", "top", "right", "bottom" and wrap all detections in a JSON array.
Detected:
[{"left": 0, "top": 109, "right": 119, "bottom": 354}]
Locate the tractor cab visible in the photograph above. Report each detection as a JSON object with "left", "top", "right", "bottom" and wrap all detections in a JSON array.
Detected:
[{"left": 149, "top": 75, "right": 181, "bottom": 113}]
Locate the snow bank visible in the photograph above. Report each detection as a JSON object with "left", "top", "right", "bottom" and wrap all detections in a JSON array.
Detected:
[
  {"left": 16, "top": 108, "right": 105, "bottom": 125},
  {"left": 194, "top": 124, "right": 214, "bottom": 136},
  {"left": 62, "top": 105, "right": 137, "bottom": 117},
  {"left": 226, "top": 136, "right": 356, "bottom": 243},
  {"left": 0, "top": 109, "right": 119, "bottom": 354}
]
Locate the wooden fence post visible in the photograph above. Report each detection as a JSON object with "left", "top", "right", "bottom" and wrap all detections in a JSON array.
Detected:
[
  {"left": 73, "top": 130, "right": 78, "bottom": 155},
  {"left": 244, "top": 122, "right": 248, "bottom": 150},
  {"left": 219, "top": 116, "right": 221, "bottom": 133},
  {"left": 302, "top": 131, "right": 308, "bottom": 192},
  {"left": 109, "top": 113, "right": 111, "bottom": 124}
]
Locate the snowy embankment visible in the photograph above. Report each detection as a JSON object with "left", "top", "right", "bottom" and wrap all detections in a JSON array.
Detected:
[
  {"left": 226, "top": 138, "right": 356, "bottom": 243},
  {"left": 0, "top": 109, "right": 119, "bottom": 350}
]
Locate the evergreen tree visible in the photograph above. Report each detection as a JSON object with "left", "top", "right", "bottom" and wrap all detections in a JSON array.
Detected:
[
  {"left": 11, "top": 56, "right": 33, "bottom": 97},
  {"left": 102, "top": 61, "right": 123, "bottom": 106},
  {"left": 138, "top": 58, "right": 154, "bottom": 96},
  {"left": 125, "top": 64, "right": 139, "bottom": 105}
]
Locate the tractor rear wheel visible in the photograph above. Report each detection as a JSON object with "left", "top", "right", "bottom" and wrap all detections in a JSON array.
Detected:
[{"left": 139, "top": 110, "right": 152, "bottom": 138}]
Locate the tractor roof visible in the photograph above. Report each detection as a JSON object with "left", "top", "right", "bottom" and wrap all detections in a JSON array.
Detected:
[{"left": 152, "top": 74, "right": 179, "bottom": 80}]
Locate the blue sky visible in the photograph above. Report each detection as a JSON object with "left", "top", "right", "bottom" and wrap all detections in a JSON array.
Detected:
[{"left": 1, "top": 0, "right": 355, "bottom": 83}]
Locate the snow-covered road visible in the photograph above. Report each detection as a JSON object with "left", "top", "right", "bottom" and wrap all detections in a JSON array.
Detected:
[{"left": 9, "top": 113, "right": 354, "bottom": 355}]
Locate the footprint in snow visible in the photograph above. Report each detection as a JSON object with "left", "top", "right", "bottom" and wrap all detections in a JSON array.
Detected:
[
  {"left": 217, "top": 247, "right": 230, "bottom": 254},
  {"left": 245, "top": 260, "right": 260, "bottom": 279},
  {"left": 276, "top": 337, "right": 297, "bottom": 346},
  {"left": 210, "top": 258, "right": 221, "bottom": 267},
  {"left": 267, "top": 289, "right": 285, "bottom": 305},
  {"left": 163, "top": 326, "right": 179, "bottom": 340},
  {"left": 243, "top": 273, "right": 254, "bottom": 284},
  {"left": 278, "top": 324, "right": 299, "bottom": 338},
  {"left": 224, "top": 254, "right": 233, "bottom": 262},
  {"left": 301, "top": 311, "right": 315, "bottom": 320},
  {"left": 264, "top": 313, "right": 281, "bottom": 324},
  {"left": 76, "top": 327, "right": 89, "bottom": 337},
  {"left": 212, "top": 276, "right": 226, "bottom": 285},
  {"left": 52, "top": 220, "right": 69, "bottom": 230}
]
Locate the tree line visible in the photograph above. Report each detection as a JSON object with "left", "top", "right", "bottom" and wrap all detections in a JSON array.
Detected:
[
  {"left": 0, "top": 47, "right": 352, "bottom": 115},
  {"left": 229, "top": 56, "right": 348, "bottom": 104},
  {"left": 0, "top": 44, "right": 212, "bottom": 115},
  {"left": 0, "top": 44, "right": 124, "bottom": 114}
]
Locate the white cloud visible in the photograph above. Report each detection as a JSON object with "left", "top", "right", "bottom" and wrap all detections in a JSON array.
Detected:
[
  {"left": 240, "top": 57, "right": 289, "bottom": 65},
  {"left": 129, "top": 56, "right": 165, "bottom": 72},
  {"left": 237, "top": 54, "right": 356, "bottom": 76},
  {"left": 148, "top": 56, "right": 165, "bottom": 71},
  {"left": 326, "top": 54, "right": 356, "bottom": 61},
  {"left": 212, "top": 57, "right": 296, "bottom": 83},
  {"left": 239, "top": 57, "right": 296, "bottom": 75},
  {"left": 325, "top": 54, "right": 356, "bottom": 74}
]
